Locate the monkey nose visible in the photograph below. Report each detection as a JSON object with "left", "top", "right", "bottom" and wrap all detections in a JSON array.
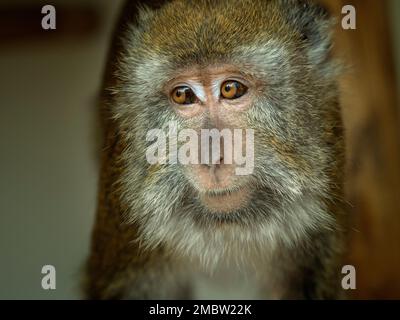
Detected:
[{"left": 203, "top": 155, "right": 223, "bottom": 168}]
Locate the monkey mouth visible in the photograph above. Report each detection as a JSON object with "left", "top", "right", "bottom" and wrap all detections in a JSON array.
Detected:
[
  {"left": 201, "top": 184, "right": 244, "bottom": 196},
  {"left": 198, "top": 185, "right": 251, "bottom": 213}
]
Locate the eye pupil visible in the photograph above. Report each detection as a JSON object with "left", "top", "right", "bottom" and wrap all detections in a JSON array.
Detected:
[
  {"left": 171, "top": 86, "right": 197, "bottom": 105},
  {"left": 221, "top": 80, "right": 247, "bottom": 100}
]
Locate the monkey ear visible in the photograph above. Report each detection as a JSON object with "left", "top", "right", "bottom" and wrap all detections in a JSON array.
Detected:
[{"left": 281, "top": 0, "right": 334, "bottom": 64}]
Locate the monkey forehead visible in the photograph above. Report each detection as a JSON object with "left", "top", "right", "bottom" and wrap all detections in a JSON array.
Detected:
[{"left": 134, "top": 0, "right": 296, "bottom": 63}]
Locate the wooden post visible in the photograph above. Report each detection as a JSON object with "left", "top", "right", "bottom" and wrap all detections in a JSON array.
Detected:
[{"left": 322, "top": 0, "right": 400, "bottom": 298}]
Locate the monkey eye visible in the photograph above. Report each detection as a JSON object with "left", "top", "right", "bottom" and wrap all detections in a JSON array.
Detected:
[
  {"left": 220, "top": 80, "right": 248, "bottom": 100},
  {"left": 171, "top": 86, "right": 198, "bottom": 105}
]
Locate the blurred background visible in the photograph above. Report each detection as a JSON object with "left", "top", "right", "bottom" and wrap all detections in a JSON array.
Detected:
[{"left": 0, "top": 0, "right": 399, "bottom": 299}]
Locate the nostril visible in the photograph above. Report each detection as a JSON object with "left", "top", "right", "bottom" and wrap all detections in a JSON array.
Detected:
[
  {"left": 210, "top": 154, "right": 223, "bottom": 166},
  {"left": 200, "top": 155, "right": 224, "bottom": 168}
]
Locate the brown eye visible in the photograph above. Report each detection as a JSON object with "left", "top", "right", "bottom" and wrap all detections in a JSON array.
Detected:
[
  {"left": 221, "top": 80, "right": 248, "bottom": 99},
  {"left": 171, "top": 86, "right": 197, "bottom": 105}
]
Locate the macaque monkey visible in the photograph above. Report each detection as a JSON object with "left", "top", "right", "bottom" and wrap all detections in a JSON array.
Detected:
[{"left": 85, "top": 0, "right": 347, "bottom": 299}]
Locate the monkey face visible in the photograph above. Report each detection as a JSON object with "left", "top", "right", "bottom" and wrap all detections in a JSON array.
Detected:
[
  {"left": 161, "top": 64, "right": 257, "bottom": 213},
  {"left": 110, "top": 0, "right": 342, "bottom": 265}
]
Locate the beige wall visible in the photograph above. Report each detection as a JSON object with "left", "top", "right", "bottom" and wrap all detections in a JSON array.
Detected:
[{"left": 0, "top": 0, "right": 123, "bottom": 299}]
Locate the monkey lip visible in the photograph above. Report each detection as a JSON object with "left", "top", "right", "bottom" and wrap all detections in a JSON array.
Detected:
[{"left": 199, "top": 185, "right": 251, "bottom": 213}]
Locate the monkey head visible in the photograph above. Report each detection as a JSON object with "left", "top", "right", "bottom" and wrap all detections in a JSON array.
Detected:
[{"left": 109, "top": 0, "right": 343, "bottom": 267}]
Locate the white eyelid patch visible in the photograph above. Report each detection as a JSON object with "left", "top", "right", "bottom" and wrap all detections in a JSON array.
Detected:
[
  {"left": 211, "top": 78, "right": 224, "bottom": 100},
  {"left": 186, "top": 82, "right": 206, "bottom": 103}
]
